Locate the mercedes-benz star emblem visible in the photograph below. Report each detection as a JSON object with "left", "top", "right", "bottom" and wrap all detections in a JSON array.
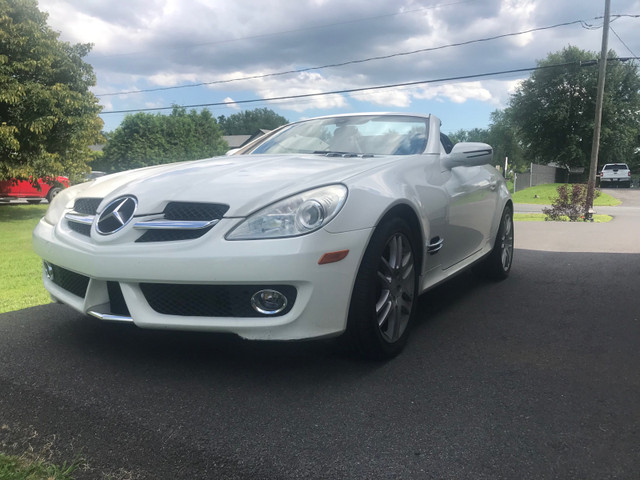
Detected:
[{"left": 96, "top": 196, "right": 138, "bottom": 235}]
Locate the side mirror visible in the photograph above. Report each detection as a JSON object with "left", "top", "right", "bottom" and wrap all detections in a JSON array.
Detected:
[{"left": 442, "top": 142, "right": 493, "bottom": 169}]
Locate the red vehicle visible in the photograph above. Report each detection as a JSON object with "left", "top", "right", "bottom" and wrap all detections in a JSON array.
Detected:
[{"left": 0, "top": 176, "right": 69, "bottom": 203}]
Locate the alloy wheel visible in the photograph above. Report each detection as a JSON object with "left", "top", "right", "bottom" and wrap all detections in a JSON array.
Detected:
[
  {"left": 500, "top": 213, "right": 514, "bottom": 271},
  {"left": 375, "top": 232, "right": 415, "bottom": 343}
]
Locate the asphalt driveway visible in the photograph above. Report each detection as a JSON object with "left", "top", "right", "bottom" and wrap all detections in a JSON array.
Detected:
[
  {"left": 1, "top": 191, "right": 639, "bottom": 479},
  {"left": 515, "top": 188, "right": 640, "bottom": 253}
]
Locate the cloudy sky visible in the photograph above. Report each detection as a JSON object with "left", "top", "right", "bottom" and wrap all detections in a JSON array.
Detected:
[{"left": 37, "top": 0, "right": 640, "bottom": 134}]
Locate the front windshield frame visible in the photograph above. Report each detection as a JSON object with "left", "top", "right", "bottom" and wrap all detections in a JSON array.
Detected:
[{"left": 246, "top": 115, "right": 429, "bottom": 156}]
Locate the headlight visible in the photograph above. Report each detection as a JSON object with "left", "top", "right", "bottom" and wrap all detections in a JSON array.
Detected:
[
  {"left": 43, "top": 182, "right": 92, "bottom": 225},
  {"left": 226, "top": 184, "right": 348, "bottom": 240}
]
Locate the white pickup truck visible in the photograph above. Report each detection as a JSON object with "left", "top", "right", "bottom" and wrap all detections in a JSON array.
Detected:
[{"left": 600, "top": 163, "right": 631, "bottom": 188}]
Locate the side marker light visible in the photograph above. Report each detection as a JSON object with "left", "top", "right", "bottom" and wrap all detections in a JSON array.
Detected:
[{"left": 318, "top": 250, "right": 349, "bottom": 265}]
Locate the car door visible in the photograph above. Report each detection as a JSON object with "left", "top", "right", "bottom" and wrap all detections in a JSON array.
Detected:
[
  {"left": 440, "top": 136, "right": 499, "bottom": 270},
  {"left": 19, "top": 178, "right": 37, "bottom": 196}
]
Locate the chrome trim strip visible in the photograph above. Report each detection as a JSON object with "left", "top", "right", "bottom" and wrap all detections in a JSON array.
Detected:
[
  {"left": 88, "top": 311, "right": 134, "bottom": 323},
  {"left": 65, "top": 213, "right": 95, "bottom": 225},
  {"left": 427, "top": 237, "right": 444, "bottom": 255},
  {"left": 133, "top": 219, "right": 220, "bottom": 230}
]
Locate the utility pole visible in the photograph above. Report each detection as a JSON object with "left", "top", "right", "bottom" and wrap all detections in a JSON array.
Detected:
[{"left": 585, "top": 0, "right": 610, "bottom": 220}]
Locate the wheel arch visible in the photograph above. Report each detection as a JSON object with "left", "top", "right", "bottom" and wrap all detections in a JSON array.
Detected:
[
  {"left": 504, "top": 198, "right": 514, "bottom": 215},
  {"left": 375, "top": 203, "right": 424, "bottom": 277},
  {"left": 345, "top": 206, "right": 422, "bottom": 359},
  {"left": 491, "top": 198, "right": 513, "bottom": 245}
]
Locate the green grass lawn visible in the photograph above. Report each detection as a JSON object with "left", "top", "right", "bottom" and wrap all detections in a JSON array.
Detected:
[
  {"left": 0, "top": 204, "right": 51, "bottom": 314},
  {"left": 0, "top": 453, "right": 77, "bottom": 480},
  {"left": 514, "top": 213, "right": 612, "bottom": 222},
  {"left": 511, "top": 183, "right": 621, "bottom": 206}
]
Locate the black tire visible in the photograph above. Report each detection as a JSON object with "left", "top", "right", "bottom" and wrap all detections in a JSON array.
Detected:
[
  {"left": 476, "top": 205, "right": 514, "bottom": 280},
  {"left": 46, "top": 186, "right": 62, "bottom": 203},
  {"left": 346, "top": 217, "right": 419, "bottom": 360}
]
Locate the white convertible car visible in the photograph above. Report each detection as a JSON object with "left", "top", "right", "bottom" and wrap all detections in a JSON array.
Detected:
[{"left": 33, "top": 113, "right": 513, "bottom": 359}]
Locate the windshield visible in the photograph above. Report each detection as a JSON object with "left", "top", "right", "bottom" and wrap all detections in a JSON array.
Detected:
[{"left": 248, "top": 115, "right": 429, "bottom": 156}]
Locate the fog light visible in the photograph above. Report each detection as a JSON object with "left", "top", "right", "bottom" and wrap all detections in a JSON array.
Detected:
[
  {"left": 43, "top": 261, "right": 54, "bottom": 280},
  {"left": 251, "top": 289, "right": 288, "bottom": 315}
]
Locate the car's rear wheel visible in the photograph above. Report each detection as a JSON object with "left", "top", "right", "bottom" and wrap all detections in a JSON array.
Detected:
[
  {"left": 476, "top": 205, "right": 514, "bottom": 280},
  {"left": 347, "top": 218, "right": 418, "bottom": 360}
]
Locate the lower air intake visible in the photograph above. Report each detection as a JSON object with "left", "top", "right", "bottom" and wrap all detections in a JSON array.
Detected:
[{"left": 140, "top": 283, "right": 297, "bottom": 317}]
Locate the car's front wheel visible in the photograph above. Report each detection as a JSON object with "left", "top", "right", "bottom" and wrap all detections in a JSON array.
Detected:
[{"left": 347, "top": 218, "right": 418, "bottom": 360}]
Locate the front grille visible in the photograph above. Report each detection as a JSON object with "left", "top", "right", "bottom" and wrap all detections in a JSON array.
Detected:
[
  {"left": 48, "top": 264, "right": 90, "bottom": 298},
  {"left": 74, "top": 198, "right": 102, "bottom": 215},
  {"left": 66, "top": 198, "right": 103, "bottom": 237},
  {"left": 135, "top": 201, "right": 229, "bottom": 243},
  {"left": 140, "top": 283, "right": 297, "bottom": 317},
  {"left": 164, "top": 202, "right": 229, "bottom": 221},
  {"left": 68, "top": 222, "right": 92, "bottom": 236},
  {"left": 66, "top": 199, "right": 229, "bottom": 243}
]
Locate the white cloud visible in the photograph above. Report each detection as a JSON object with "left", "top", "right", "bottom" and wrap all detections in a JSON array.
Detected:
[
  {"left": 209, "top": 71, "right": 350, "bottom": 112},
  {"left": 498, "top": 0, "right": 536, "bottom": 47},
  {"left": 99, "top": 99, "right": 113, "bottom": 111},
  {"left": 223, "top": 97, "right": 241, "bottom": 110},
  {"left": 349, "top": 89, "right": 412, "bottom": 108},
  {"left": 415, "top": 82, "right": 492, "bottom": 104},
  {"left": 34, "top": 0, "right": 640, "bottom": 131},
  {"left": 148, "top": 73, "right": 199, "bottom": 87}
]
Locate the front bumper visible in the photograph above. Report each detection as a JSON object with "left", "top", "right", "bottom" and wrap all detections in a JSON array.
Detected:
[{"left": 33, "top": 217, "right": 372, "bottom": 340}]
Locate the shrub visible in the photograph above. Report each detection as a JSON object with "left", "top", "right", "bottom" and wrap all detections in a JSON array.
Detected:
[{"left": 542, "top": 184, "right": 600, "bottom": 221}]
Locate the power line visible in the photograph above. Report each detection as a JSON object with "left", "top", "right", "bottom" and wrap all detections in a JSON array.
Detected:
[
  {"left": 97, "top": 18, "right": 601, "bottom": 98},
  {"left": 99, "top": 61, "right": 600, "bottom": 115},
  {"left": 100, "top": 56, "right": 640, "bottom": 116},
  {"left": 97, "top": 14, "right": 640, "bottom": 98},
  {"left": 610, "top": 26, "right": 639, "bottom": 59}
]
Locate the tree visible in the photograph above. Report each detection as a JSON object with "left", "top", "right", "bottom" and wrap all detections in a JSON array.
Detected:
[
  {"left": 218, "top": 108, "right": 288, "bottom": 135},
  {"left": 446, "top": 127, "right": 489, "bottom": 145},
  {"left": 487, "top": 110, "right": 526, "bottom": 172},
  {"left": 0, "top": 0, "right": 103, "bottom": 183},
  {"left": 508, "top": 46, "right": 640, "bottom": 170},
  {"left": 446, "top": 117, "right": 527, "bottom": 173},
  {"left": 97, "top": 107, "right": 228, "bottom": 172}
]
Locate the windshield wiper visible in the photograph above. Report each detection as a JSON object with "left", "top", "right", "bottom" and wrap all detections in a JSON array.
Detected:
[{"left": 313, "top": 151, "right": 374, "bottom": 158}]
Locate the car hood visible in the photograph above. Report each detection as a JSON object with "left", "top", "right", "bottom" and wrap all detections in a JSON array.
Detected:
[{"left": 84, "top": 154, "right": 398, "bottom": 216}]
